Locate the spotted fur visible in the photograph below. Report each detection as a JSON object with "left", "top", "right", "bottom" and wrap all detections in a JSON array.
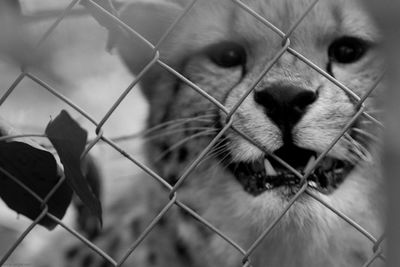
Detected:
[{"left": 35, "top": 0, "right": 384, "bottom": 266}]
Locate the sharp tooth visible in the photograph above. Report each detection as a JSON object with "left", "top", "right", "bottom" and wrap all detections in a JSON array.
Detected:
[
  {"left": 264, "top": 158, "right": 277, "bottom": 175},
  {"left": 308, "top": 180, "right": 318, "bottom": 189},
  {"left": 304, "top": 155, "right": 316, "bottom": 173},
  {"left": 265, "top": 182, "right": 273, "bottom": 190}
]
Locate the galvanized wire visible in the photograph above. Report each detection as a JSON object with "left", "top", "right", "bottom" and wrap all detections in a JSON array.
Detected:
[{"left": 0, "top": 0, "right": 385, "bottom": 266}]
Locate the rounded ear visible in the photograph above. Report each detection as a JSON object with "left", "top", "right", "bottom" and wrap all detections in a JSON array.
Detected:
[{"left": 113, "top": 1, "right": 184, "bottom": 75}]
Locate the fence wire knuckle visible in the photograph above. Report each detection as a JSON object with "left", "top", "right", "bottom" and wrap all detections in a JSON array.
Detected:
[{"left": 0, "top": 0, "right": 385, "bottom": 266}]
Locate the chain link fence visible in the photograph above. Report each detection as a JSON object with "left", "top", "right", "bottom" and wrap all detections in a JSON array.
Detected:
[{"left": 0, "top": 0, "right": 387, "bottom": 266}]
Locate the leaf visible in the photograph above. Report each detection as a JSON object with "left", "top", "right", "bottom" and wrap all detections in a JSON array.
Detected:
[
  {"left": 0, "top": 120, "right": 72, "bottom": 230},
  {"left": 45, "top": 110, "right": 102, "bottom": 226}
]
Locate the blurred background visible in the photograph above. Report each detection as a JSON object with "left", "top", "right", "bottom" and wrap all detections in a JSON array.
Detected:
[{"left": 0, "top": 0, "right": 149, "bottom": 262}]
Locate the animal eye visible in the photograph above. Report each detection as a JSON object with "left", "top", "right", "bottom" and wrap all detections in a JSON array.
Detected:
[
  {"left": 328, "top": 37, "right": 369, "bottom": 64},
  {"left": 208, "top": 42, "right": 246, "bottom": 68}
]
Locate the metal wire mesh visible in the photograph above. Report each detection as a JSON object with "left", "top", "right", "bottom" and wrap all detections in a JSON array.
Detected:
[{"left": 0, "top": 0, "right": 386, "bottom": 266}]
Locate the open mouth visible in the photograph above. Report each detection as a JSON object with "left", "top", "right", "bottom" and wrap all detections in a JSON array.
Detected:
[{"left": 229, "top": 145, "right": 354, "bottom": 196}]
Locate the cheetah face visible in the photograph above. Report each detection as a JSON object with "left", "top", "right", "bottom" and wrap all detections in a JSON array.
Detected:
[
  {"left": 117, "top": 0, "right": 383, "bottom": 202},
  {"left": 170, "top": 0, "right": 381, "bottom": 198}
]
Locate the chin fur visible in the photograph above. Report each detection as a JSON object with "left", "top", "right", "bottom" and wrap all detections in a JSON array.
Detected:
[{"left": 190, "top": 160, "right": 384, "bottom": 267}]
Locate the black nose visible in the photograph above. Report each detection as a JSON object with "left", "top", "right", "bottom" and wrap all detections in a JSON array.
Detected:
[{"left": 254, "top": 84, "right": 317, "bottom": 139}]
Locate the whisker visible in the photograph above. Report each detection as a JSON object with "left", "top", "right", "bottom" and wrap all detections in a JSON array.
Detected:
[
  {"left": 364, "top": 109, "right": 384, "bottom": 114},
  {"left": 208, "top": 142, "right": 230, "bottom": 158},
  {"left": 143, "top": 127, "right": 217, "bottom": 142},
  {"left": 112, "top": 114, "right": 218, "bottom": 143},
  {"left": 357, "top": 120, "right": 373, "bottom": 125},
  {"left": 214, "top": 151, "right": 232, "bottom": 168},
  {"left": 145, "top": 114, "right": 216, "bottom": 131},
  {"left": 351, "top": 128, "right": 381, "bottom": 143},
  {"left": 343, "top": 134, "right": 373, "bottom": 163},
  {"left": 208, "top": 145, "right": 229, "bottom": 158},
  {"left": 205, "top": 151, "right": 233, "bottom": 177},
  {"left": 198, "top": 141, "right": 230, "bottom": 166},
  {"left": 154, "top": 130, "right": 218, "bottom": 162}
]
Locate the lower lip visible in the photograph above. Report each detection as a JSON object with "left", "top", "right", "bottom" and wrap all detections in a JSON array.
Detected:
[{"left": 232, "top": 160, "right": 353, "bottom": 196}]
